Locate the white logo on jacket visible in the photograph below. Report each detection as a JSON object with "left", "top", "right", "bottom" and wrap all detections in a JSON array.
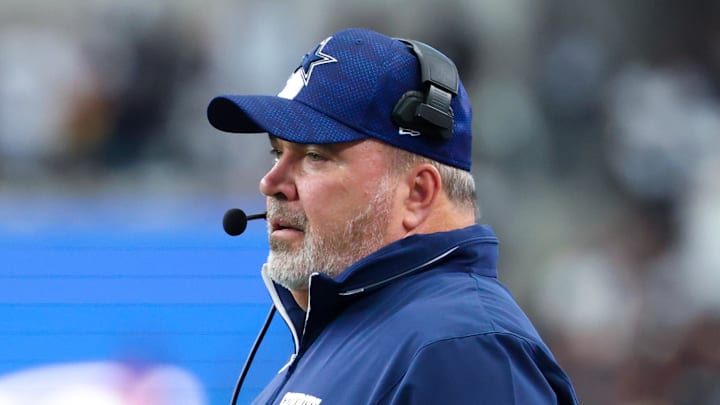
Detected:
[{"left": 279, "top": 391, "right": 322, "bottom": 405}]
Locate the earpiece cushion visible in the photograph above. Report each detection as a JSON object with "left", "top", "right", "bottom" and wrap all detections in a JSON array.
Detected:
[{"left": 391, "top": 90, "right": 425, "bottom": 128}]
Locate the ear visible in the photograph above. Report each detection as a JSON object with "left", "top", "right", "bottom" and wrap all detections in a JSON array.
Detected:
[{"left": 401, "top": 163, "right": 442, "bottom": 231}]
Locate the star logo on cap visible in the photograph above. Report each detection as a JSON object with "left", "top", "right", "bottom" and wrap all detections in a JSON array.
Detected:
[{"left": 299, "top": 36, "right": 337, "bottom": 86}]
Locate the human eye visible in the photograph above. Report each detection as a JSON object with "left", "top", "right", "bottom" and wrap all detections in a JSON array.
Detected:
[
  {"left": 305, "top": 150, "right": 328, "bottom": 162},
  {"left": 269, "top": 148, "right": 282, "bottom": 163}
]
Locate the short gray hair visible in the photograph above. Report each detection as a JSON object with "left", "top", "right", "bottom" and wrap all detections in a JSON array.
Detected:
[{"left": 385, "top": 147, "right": 478, "bottom": 214}]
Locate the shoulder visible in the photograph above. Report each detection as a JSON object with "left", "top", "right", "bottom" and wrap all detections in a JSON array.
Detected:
[
  {"left": 379, "top": 331, "right": 578, "bottom": 404},
  {"left": 373, "top": 268, "right": 544, "bottom": 345}
]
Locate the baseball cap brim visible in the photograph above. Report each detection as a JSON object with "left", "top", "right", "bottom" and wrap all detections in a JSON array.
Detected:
[{"left": 207, "top": 94, "right": 368, "bottom": 144}]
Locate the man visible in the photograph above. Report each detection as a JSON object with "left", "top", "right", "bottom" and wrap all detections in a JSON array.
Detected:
[{"left": 207, "top": 28, "right": 578, "bottom": 404}]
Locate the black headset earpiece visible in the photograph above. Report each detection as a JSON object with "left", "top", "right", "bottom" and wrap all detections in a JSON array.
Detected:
[{"left": 392, "top": 38, "right": 459, "bottom": 141}]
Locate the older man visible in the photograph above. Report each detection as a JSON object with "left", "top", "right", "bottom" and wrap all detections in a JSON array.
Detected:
[{"left": 208, "top": 27, "right": 578, "bottom": 405}]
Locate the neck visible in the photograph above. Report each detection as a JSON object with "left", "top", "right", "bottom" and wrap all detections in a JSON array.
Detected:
[
  {"left": 290, "top": 289, "right": 309, "bottom": 311},
  {"left": 411, "top": 202, "right": 476, "bottom": 237}
]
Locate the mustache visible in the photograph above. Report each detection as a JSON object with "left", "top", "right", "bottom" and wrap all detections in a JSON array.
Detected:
[{"left": 267, "top": 200, "right": 308, "bottom": 230}]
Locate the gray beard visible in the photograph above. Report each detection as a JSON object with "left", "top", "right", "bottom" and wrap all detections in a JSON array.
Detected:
[{"left": 265, "top": 178, "right": 394, "bottom": 291}]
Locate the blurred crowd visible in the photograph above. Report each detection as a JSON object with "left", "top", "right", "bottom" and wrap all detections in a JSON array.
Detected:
[{"left": 1, "top": 0, "right": 718, "bottom": 403}]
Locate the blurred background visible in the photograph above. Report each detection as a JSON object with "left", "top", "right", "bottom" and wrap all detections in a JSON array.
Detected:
[{"left": 1, "top": 0, "right": 719, "bottom": 404}]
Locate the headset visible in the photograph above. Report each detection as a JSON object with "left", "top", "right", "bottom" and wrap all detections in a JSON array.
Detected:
[{"left": 391, "top": 38, "right": 459, "bottom": 141}]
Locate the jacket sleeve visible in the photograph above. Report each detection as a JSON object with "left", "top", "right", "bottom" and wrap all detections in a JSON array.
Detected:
[{"left": 382, "top": 332, "right": 578, "bottom": 405}]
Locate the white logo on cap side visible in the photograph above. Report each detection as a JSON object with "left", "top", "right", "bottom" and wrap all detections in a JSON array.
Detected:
[{"left": 399, "top": 127, "right": 421, "bottom": 137}]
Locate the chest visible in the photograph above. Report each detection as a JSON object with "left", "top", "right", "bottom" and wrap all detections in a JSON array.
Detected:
[{"left": 254, "top": 302, "right": 426, "bottom": 404}]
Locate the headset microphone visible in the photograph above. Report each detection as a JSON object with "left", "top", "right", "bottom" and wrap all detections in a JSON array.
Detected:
[
  {"left": 223, "top": 207, "right": 274, "bottom": 405},
  {"left": 223, "top": 208, "right": 267, "bottom": 236}
]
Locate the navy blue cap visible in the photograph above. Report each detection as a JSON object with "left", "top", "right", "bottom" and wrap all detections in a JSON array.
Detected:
[{"left": 207, "top": 28, "right": 473, "bottom": 171}]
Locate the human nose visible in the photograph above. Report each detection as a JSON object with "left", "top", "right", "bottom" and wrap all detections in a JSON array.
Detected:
[{"left": 259, "top": 158, "right": 297, "bottom": 201}]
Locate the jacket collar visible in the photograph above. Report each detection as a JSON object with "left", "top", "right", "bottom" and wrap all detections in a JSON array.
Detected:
[
  {"left": 333, "top": 224, "right": 498, "bottom": 295},
  {"left": 262, "top": 224, "right": 499, "bottom": 354}
]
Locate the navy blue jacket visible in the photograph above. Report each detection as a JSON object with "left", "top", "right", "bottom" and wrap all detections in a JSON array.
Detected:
[{"left": 253, "top": 224, "right": 578, "bottom": 404}]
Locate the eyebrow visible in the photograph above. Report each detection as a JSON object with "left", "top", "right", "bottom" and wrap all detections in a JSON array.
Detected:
[{"left": 267, "top": 134, "right": 340, "bottom": 154}]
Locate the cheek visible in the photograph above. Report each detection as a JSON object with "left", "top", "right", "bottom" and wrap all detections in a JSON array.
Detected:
[{"left": 299, "top": 178, "right": 371, "bottom": 225}]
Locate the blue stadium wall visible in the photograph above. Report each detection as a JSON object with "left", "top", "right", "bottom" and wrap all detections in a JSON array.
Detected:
[{"left": 0, "top": 208, "right": 291, "bottom": 404}]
